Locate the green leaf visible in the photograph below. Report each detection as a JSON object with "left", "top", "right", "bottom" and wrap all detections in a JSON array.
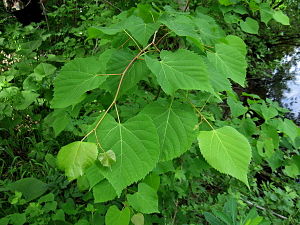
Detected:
[
  {"left": 198, "top": 126, "right": 252, "bottom": 187},
  {"left": 207, "top": 38, "right": 247, "bottom": 87},
  {"left": 103, "top": 50, "right": 150, "bottom": 96},
  {"left": 125, "top": 16, "right": 159, "bottom": 47},
  {"left": 227, "top": 97, "right": 248, "bottom": 117},
  {"left": 259, "top": 3, "right": 274, "bottom": 25},
  {"left": 145, "top": 49, "right": 214, "bottom": 95},
  {"left": 141, "top": 100, "right": 197, "bottom": 161},
  {"left": 273, "top": 10, "right": 290, "bottom": 25},
  {"left": 282, "top": 119, "right": 300, "bottom": 143},
  {"left": 127, "top": 183, "right": 159, "bottom": 214},
  {"left": 85, "top": 163, "right": 104, "bottom": 189},
  {"left": 131, "top": 213, "right": 144, "bottom": 225},
  {"left": 7, "top": 178, "right": 48, "bottom": 202},
  {"left": 9, "top": 213, "right": 26, "bottom": 225},
  {"left": 51, "top": 56, "right": 107, "bottom": 108},
  {"left": 240, "top": 17, "right": 259, "bottom": 34},
  {"left": 90, "top": 113, "right": 160, "bottom": 195},
  {"left": 193, "top": 14, "right": 225, "bottom": 46},
  {"left": 284, "top": 155, "right": 300, "bottom": 178},
  {"left": 143, "top": 173, "right": 160, "bottom": 191},
  {"left": 44, "top": 109, "right": 71, "bottom": 137},
  {"left": 93, "top": 180, "right": 117, "bottom": 203},
  {"left": 57, "top": 142, "right": 98, "bottom": 181},
  {"left": 160, "top": 14, "right": 198, "bottom": 39},
  {"left": 34, "top": 63, "right": 56, "bottom": 78},
  {"left": 15, "top": 91, "right": 39, "bottom": 110},
  {"left": 105, "top": 206, "right": 130, "bottom": 225}
]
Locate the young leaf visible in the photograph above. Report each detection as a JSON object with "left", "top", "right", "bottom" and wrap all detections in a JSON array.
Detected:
[
  {"left": 145, "top": 49, "right": 214, "bottom": 95},
  {"left": 51, "top": 57, "right": 107, "bottom": 108},
  {"left": 103, "top": 50, "right": 150, "bottom": 96},
  {"left": 240, "top": 17, "right": 259, "bottom": 34},
  {"left": 198, "top": 126, "right": 252, "bottom": 187},
  {"left": 131, "top": 213, "right": 144, "bottom": 225},
  {"left": 127, "top": 183, "right": 159, "bottom": 214},
  {"left": 57, "top": 142, "right": 98, "bottom": 181},
  {"left": 98, "top": 150, "right": 116, "bottom": 167},
  {"left": 105, "top": 206, "right": 130, "bottom": 225},
  {"left": 207, "top": 38, "right": 247, "bottom": 87},
  {"left": 90, "top": 114, "right": 160, "bottom": 195},
  {"left": 141, "top": 100, "right": 197, "bottom": 161}
]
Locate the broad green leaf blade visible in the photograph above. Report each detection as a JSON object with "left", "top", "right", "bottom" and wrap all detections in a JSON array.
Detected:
[
  {"left": 125, "top": 16, "right": 160, "bottom": 47},
  {"left": 141, "top": 100, "right": 197, "bottom": 161},
  {"left": 7, "top": 178, "right": 48, "bottom": 202},
  {"left": 51, "top": 57, "right": 107, "bottom": 108},
  {"left": 282, "top": 119, "right": 300, "bottom": 143},
  {"left": 127, "top": 183, "right": 159, "bottom": 214},
  {"left": 193, "top": 13, "right": 225, "bottom": 46},
  {"left": 207, "top": 38, "right": 247, "bottom": 87},
  {"left": 103, "top": 50, "right": 150, "bottom": 96},
  {"left": 259, "top": 3, "right": 274, "bottom": 25},
  {"left": 160, "top": 14, "right": 198, "bottom": 39},
  {"left": 93, "top": 180, "right": 117, "bottom": 203},
  {"left": 57, "top": 142, "right": 98, "bottom": 181},
  {"left": 44, "top": 109, "right": 71, "bottom": 137},
  {"left": 198, "top": 126, "right": 252, "bottom": 187},
  {"left": 225, "top": 35, "right": 247, "bottom": 56},
  {"left": 15, "top": 91, "right": 39, "bottom": 110},
  {"left": 227, "top": 97, "right": 248, "bottom": 117},
  {"left": 91, "top": 114, "right": 160, "bottom": 195},
  {"left": 205, "top": 59, "right": 232, "bottom": 92},
  {"left": 85, "top": 163, "right": 104, "bottom": 189},
  {"left": 273, "top": 10, "right": 290, "bottom": 25},
  {"left": 240, "top": 17, "right": 259, "bottom": 34},
  {"left": 34, "top": 63, "right": 56, "bottom": 78},
  {"left": 105, "top": 206, "right": 130, "bottom": 225},
  {"left": 145, "top": 49, "right": 214, "bottom": 95}
]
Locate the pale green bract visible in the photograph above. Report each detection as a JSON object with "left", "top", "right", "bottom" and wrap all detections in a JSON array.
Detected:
[
  {"left": 57, "top": 141, "right": 98, "bottom": 181},
  {"left": 198, "top": 126, "right": 252, "bottom": 187},
  {"left": 51, "top": 57, "right": 107, "bottom": 108},
  {"left": 145, "top": 49, "right": 214, "bottom": 95},
  {"left": 90, "top": 113, "right": 160, "bottom": 196},
  {"left": 141, "top": 100, "right": 197, "bottom": 161}
]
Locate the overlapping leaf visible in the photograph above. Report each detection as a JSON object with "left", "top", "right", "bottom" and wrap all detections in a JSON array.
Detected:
[
  {"left": 127, "top": 183, "right": 159, "bottom": 214},
  {"left": 198, "top": 126, "right": 252, "bottom": 186},
  {"left": 57, "top": 141, "right": 98, "bottom": 181},
  {"left": 103, "top": 50, "right": 150, "bottom": 96},
  {"left": 141, "top": 100, "right": 197, "bottom": 161},
  {"left": 90, "top": 113, "right": 160, "bottom": 195},
  {"left": 145, "top": 49, "right": 214, "bottom": 95},
  {"left": 51, "top": 57, "right": 107, "bottom": 108},
  {"left": 207, "top": 36, "right": 247, "bottom": 87}
]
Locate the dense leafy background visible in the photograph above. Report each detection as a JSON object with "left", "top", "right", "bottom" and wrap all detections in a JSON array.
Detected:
[{"left": 0, "top": 0, "right": 299, "bottom": 224}]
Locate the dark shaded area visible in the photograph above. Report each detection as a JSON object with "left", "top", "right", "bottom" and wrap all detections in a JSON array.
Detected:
[{"left": 13, "top": 0, "right": 44, "bottom": 25}]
